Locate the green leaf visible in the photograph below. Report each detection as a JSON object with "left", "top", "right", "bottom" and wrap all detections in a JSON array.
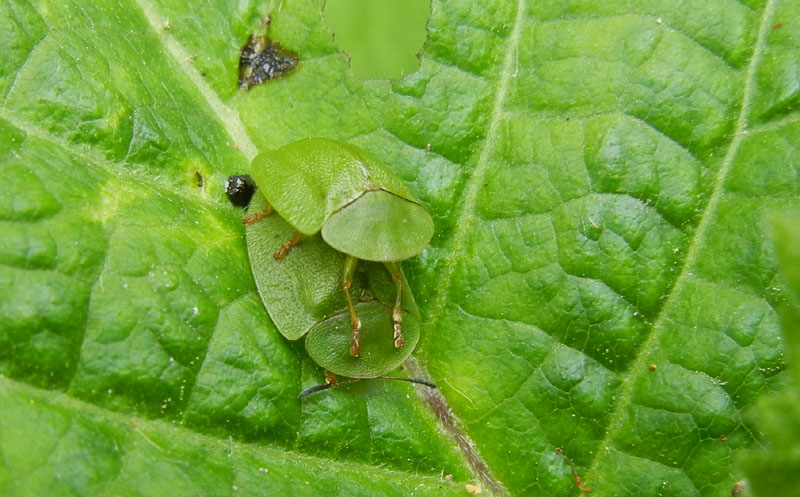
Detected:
[
  {"left": 738, "top": 211, "right": 800, "bottom": 497},
  {"left": 1, "top": 0, "right": 798, "bottom": 496}
]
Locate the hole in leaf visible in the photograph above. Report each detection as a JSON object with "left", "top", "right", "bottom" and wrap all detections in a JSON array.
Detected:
[
  {"left": 323, "top": 0, "right": 430, "bottom": 79},
  {"left": 238, "top": 34, "right": 299, "bottom": 90}
]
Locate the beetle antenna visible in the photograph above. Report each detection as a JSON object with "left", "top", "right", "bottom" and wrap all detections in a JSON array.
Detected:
[
  {"left": 382, "top": 376, "right": 438, "bottom": 389},
  {"left": 299, "top": 378, "right": 362, "bottom": 398},
  {"left": 298, "top": 382, "right": 337, "bottom": 398},
  {"left": 299, "top": 376, "right": 437, "bottom": 398}
]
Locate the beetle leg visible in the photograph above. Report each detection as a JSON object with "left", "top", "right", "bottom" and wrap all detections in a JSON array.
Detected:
[
  {"left": 343, "top": 255, "right": 362, "bottom": 357},
  {"left": 273, "top": 233, "right": 303, "bottom": 259},
  {"left": 324, "top": 370, "right": 337, "bottom": 385},
  {"left": 385, "top": 261, "right": 404, "bottom": 348},
  {"left": 243, "top": 204, "right": 274, "bottom": 225}
]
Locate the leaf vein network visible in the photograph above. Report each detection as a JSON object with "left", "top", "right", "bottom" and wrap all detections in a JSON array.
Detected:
[{"left": 582, "top": 0, "right": 777, "bottom": 481}]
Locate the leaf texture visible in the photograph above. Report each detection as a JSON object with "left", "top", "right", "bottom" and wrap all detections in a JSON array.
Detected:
[{"left": 1, "top": 0, "right": 799, "bottom": 495}]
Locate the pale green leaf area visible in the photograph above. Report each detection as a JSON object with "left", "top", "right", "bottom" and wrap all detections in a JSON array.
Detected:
[
  {"left": 738, "top": 212, "right": 800, "bottom": 497},
  {"left": 1, "top": 0, "right": 799, "bottom": 495},
  {"left": 324, "top": 0, "right": 431, "bottom": 79}
]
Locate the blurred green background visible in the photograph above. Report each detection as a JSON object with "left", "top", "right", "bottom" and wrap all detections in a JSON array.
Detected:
[{"left": 323, "top": 0, "right": 430, "bottom": 79}]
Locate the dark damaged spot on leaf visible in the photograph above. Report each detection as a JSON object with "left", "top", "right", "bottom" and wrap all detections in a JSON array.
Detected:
[
  {"left": 226, "top": 174, "right": 257, "bottom": 208},
  {"left": 238, "top": 34, "right": 299, "bottom": 90},
  {"left": 195, "top": 171, "right": 203, "bottom": 188}
]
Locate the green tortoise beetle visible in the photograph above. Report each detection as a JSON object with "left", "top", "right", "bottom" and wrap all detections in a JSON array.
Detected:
[
  {"left": 243, "top": 191, "right": 433, "bottom": 396},
  {"left": 244, "top": 138, "right": 435, "bottom": 359}
]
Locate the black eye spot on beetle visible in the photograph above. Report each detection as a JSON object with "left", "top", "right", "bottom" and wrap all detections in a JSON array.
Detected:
[
  {"left": 226, "top": 174, "right": 257, "bottom": 208},
  {"left": 238, "top": 34, "right": 299, "bottom": 90}
]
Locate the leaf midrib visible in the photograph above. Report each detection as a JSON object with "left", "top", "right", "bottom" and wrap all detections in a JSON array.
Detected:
[{"left": 133, "top": 0, "right": 258, "bottom": 161}]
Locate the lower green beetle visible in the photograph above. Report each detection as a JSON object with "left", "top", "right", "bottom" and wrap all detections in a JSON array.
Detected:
[
  {"left": 231, "top": 138, "right": 435, "bottom": 396},
  {"left": 245, "top": 138, "right": 434, "bottom": 358}
]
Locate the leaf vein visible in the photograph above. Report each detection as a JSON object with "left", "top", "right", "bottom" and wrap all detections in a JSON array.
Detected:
[
  {"left": 131, "top": 0, "right": 258, "bottom": 160},
  {"left": 537, "top": 13, "right": 743, "bottom": 71},
  {"left": 582, "top": 0, "right": 779, "bottom": 485}
]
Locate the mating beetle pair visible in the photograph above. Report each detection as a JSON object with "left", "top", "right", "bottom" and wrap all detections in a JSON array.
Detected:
[{"left": 228, "top": 138, "right": 435, "bottom": 396}]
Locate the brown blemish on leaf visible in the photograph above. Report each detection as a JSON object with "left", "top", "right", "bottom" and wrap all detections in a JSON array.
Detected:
[
  {"left": 465, "top": 484, "right": 482, "bottom": 494},
  {"left": 405, "top": 359, "right": 507, "bottom": 496},
  {"left": 571, "top": 468, "right": 591, "bottom": 493},
  {"left": 557, "top": 448, "right": 592, "bottom": 493},
  {"left": 238, "top": 34, "right": 299, "bottom": 90}
]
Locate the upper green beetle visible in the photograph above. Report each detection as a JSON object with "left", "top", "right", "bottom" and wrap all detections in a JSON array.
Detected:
[{"left": 245, "top": 138, "right": 434, "bottom": 358}]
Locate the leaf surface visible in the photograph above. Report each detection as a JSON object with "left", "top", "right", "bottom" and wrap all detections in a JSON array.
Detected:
[
  {"left": 739, "top": 211, "right": 800, "bottom": 497},
  {"left": 1, "top": 0, "right": 799, "bottom": 495}
]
